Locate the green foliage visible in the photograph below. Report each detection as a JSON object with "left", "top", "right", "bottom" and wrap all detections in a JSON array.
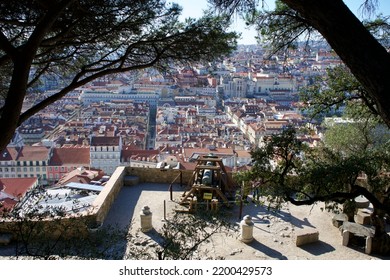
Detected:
[
  {"left": 211, "top": 0, "right": 389, "bottom": 53},
  {"left": 155, "top": 210, "right": 235, "bottom": 260},
  {"left": 322, "top": 119, "right": 390, "bottom": 156},
  {"left": 251, "top": 1, "right": 317, "bottom": 53},
  {"left": 299, "top": 65, "right": 378, "bottom": 121},
  {"left": 363, "top": 14, "right": 390, "bottom": 44},
  {"left": 1, "top": 0, "right": 238, "bottom": 87},
  {"left": 236, "top": 125, "right": 390, "bottom": 220},
  {"left": 236, "top": 127, "right": 305, "bottom": 207}
]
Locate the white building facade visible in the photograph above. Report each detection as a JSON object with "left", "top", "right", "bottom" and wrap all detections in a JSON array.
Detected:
[{"left": 90, "top": 136, "right": 122, "bottom": 175}]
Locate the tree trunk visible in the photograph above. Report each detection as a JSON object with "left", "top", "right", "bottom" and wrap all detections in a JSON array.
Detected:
[
  {"left": 371, "top": 208, "right": 390, "bottom": 255},
  {"left": 0, "top": 1, "right": 77, "bottom": 152},
  {"left": 0, "top": 57, "right": 30, "bottom": 151},
  {"left": 342, "top": 200, "right": 356, "bottom": 222},
  {"left": 282, "top": 0, "right": 390, "bottom": 128}
]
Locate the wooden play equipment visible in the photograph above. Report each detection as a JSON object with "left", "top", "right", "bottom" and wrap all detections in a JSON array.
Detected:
[{"left": 179, "top": 154, "right": 238, "bottom": 211}]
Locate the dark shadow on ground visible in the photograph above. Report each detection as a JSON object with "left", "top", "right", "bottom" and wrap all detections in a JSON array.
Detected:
[
  {"left": 143, "top": 228, "right": 164, "bottom": 245},
  {"left": 103, "top": 183, "right": 181, "bottom": 230},
  {"left": 297, "top": 240, "right": 335, "bottom": 256},
  {"left": 101, "top": 183, "right": 183, "bottom": 258},
  {"left": 245, "top": 239, "right": 288, "bottom": 260},
  {"left": 233, "top": 198, "right": 314, "bottom": 229},
  {"left": 346, "top": 241, "right": 390, "bottom": 260}
]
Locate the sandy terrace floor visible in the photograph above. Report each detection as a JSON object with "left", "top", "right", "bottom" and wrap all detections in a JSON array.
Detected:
[
  {"left": 1, "top": 183, "right": 389, "bottom": 260},
  {"left": 106, "top": 183, "right": 389, "bottom": 260}
]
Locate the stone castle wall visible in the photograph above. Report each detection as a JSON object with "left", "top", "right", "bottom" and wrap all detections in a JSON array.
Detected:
[
  {"left": 0, "top": 166, "right": 236, "bottom": 241},
  {"left": 125, "top": 167, "right": 194, "bottom": 185}
]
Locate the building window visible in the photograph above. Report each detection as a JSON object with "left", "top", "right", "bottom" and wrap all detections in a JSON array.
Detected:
[
  {"left": 36, "top": 167, "right": 40, "bottom": 172},
  {"left": 30, "top": 167, "right": 34, "bottom": 172},
  {"left": 36, "top": 161, "right": 40, "bottom": 166},
  {"left": 23, "top": 167, "right": 27, "bottom": 172}
]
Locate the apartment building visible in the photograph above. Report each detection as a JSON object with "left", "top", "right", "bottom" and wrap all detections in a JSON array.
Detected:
[
  {"left": 0, "top": 146, "right": 51, "bottom": 184},
  {"left": 47, "top": 146, "right": 90, "bottom": 183},
  {"left": 90, "top": 136, "right": 122, "bottom": 175}
]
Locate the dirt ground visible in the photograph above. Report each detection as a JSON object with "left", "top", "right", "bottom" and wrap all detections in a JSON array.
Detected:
[
  {"left": 1, "top": 183, "right": 389, "bottom": 260},
  {"left": 121, "top": 183, "right": 390, "bottom": 260}
]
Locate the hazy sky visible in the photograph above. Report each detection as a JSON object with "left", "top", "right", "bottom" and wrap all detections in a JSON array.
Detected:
[{"left": 173, "top": 0, "right": 390, "bottom": 45}]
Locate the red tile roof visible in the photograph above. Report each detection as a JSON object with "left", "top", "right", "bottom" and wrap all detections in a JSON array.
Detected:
[
  {"left": 0, "top": 146, "right": 51, "bottom": 161},
  {"left": 121, "top": 147, "right": 159, "bottom": 160},
  {"left": 57, "top": 168, "right": 104, "bottom": 185},
  {"left": 90, "top": 136, "right": 120, "bottom": 146},
  {"left": 49, "top": 147, "right": 90, "bottom": 166},
  {"left": 0, "top": 177, "right": 38, "bottom": 198},
  {"left": 182, "top": 147, "right": 235, "bottom": 159}
]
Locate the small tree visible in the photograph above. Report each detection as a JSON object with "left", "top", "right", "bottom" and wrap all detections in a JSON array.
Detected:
[
  {"left": 154, "top": 210, "right": 235, "bottom": 260},
  {"left": 242, "top": 126, "right": 390, "bottom": 255}
]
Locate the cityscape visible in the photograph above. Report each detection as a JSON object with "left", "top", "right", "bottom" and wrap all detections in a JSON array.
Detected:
[
  {"left": 0, "top": 41, "right": 387, "bottom": 261},
  {"left": 0, "top": 44, "right": 335, "bottom": 190},
  {"left": 2, "top": 3, "right": 390, "bottom": 279}
]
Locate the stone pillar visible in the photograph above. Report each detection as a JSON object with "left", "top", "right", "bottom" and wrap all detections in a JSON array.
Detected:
[
  {"left": 365, "top": 236, "right": 372, "bottom": 254},
  {"left": 240, "top": 215, "right": 254, "bottom": 243},
  {"left": 140, "top": 205, "right": 153, "bottom": 232},
  {"left": 211, "top": 198, "right": 219, "bottom": 212},
  {"left": 342, "top": 230, "right": 350, "bottom": 246},
  {"left": 189, "top": 196, "right": 197, "bottom": 212}
]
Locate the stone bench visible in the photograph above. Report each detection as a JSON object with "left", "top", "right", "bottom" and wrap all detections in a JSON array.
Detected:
[
  {"left": 332, "top": 213, "right": 349, "bottom": 228},
  {"left": 295, "top": 228, "right": 319, "bottom": 246},
  {"left": 355, "top": 209, "right": 372, "bottom": 225},
  {"left": 340, "top": 221, "right": 375, "bottom": 254}
]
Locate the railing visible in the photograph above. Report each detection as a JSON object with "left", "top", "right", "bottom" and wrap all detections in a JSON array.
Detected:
[{"left": 168, "top": 171, "right": 183, "bottom": 201}]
